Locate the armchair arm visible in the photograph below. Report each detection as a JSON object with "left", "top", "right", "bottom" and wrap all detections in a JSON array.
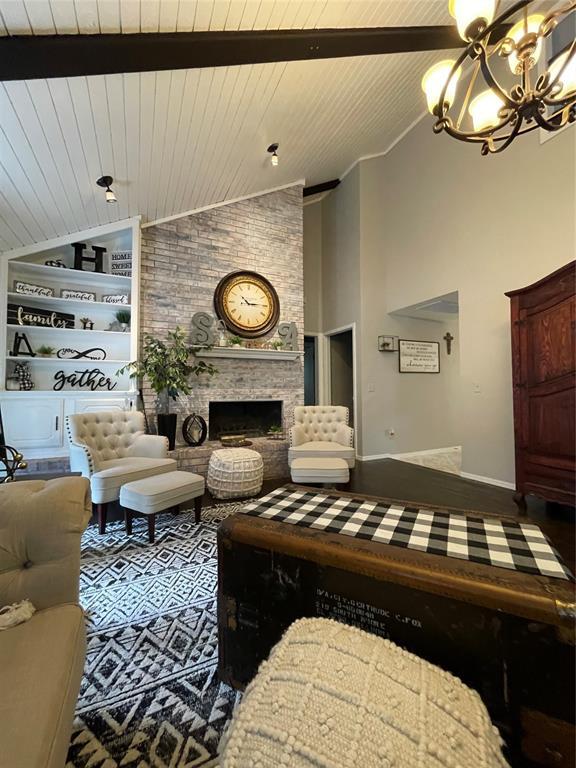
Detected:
[
  {"left": 68, "top": 441, "right": 97, "bottom": 477},
  {"left": 289, "top": 425, "right": 308, "bottom": 447},
  {"left": 335, "top": 424, "right": 354, "bottom": 448},
  {"left": 129, "top": 434, "right": 169, "bottom": 458}
]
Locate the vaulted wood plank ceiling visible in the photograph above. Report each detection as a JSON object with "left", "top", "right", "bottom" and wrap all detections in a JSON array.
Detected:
[{"left": 0, "top": 1, "right": 453, "bottom": 250}]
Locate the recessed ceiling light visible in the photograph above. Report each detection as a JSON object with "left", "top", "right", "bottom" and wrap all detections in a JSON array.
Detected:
[{"left": 96, "top": 175, "right": 117, "bottom": 203}]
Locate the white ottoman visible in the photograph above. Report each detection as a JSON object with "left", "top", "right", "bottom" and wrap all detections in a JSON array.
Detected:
[
  {"left": 290, "top": 457, "right": 349, "bottom": 485},
  {"left": 220, "top": 618, "right": 511, "bottom": 768},
  {"left": 208, "top": 448, "right": 264, "bottom": 500},
  {"left": 120, "top": 470, "right": 205, "bottom": 543}
]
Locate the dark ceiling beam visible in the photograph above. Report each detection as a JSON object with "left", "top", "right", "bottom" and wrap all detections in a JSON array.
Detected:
[
  {"left": 303, "top": 179, "right": 341, "bottom": 198},
  {"left": 0, "top": 25, "right": 480, "bottom": 81}
]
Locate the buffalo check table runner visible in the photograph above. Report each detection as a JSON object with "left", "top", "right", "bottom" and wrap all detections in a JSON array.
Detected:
[{"left": 241, "top": 487, "right": 572, "bottom": 581}]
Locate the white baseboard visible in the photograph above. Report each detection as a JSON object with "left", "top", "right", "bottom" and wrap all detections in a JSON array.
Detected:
[
  {"left": 460, "top": 471, "right": 516, "bottom": 491},
  {"left": 357, "top": 446, "right": 460, "bottom": 462}
]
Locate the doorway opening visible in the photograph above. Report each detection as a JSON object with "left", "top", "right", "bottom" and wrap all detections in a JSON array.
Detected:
[
  {"left": 328, "top": 328, "right": 355, "bottom": 426},
  {"left": 304, "top": 335, "right": 318, "bottom": 406}
]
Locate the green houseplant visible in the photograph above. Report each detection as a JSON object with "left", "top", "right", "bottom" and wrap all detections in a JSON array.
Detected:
[
  {"left": 115, "top": 309, "right": 131, "bottom": 331},
  {"left": 36, "top": 344, "right": 55, "bottom": 358},
  {"left": 118, "top": 326, "right": 217, "bottom": 449}
]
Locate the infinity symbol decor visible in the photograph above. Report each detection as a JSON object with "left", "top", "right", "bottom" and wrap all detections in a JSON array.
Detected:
[{"left": 57, "top": 347, "right": 107, "bottom": 360}]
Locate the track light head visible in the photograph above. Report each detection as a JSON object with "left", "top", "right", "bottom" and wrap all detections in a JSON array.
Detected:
[
  {"left": 267, "top": 143, "right": 279, "bottom": 166},
  {"left": 96, "top": 175, "right": 117, "bottom": 203}
]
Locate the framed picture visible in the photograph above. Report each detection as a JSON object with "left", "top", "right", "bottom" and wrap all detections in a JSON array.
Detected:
[
  {"left": 14, "top": 280, "right": 54, "bottom": 298},
  {"left": 378, "top": 335, "right": 397, "bottom": 352},
  {"left": 102, "top": 294, "right": 129, "bottom": 304},
  {"left": 399, "top": 340, "right": 440, "bottom": 374},
  {"left": 60, "top": 288, "right": 96, "bottom": 302}
]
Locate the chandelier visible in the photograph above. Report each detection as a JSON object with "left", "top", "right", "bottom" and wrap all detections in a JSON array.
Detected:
[{"left": 421, "top": 0, "right": 576, "bottom": 154}]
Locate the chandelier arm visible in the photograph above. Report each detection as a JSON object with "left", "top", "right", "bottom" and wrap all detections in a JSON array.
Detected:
[
  {"left": 537, "top": 41, "right": 576, "bottom": 102},
  {"left": 532, "top": 103, "right": 575, "bottom": 132},
  {"left": 483, "top": 113, "right": 524, "bottom": 154},
  {"left": 478, "top": 45, "right": 518, "bottom": 108}
]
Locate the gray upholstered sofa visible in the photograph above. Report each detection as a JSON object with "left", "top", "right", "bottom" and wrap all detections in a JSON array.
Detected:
[{"left": 0, "top": 477, "right": 91, "bottom": 768}]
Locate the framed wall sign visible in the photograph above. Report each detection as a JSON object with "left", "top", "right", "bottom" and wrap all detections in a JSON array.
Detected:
[
  {"left": 102, "top": 294, "right": 129, "bottom": 304},
  {"left": 60, "top": 288, "right": 96, "bottom": 302},
  {"left": 14, "top": 280, "right": 54, "bottom": 298},
  {"left": 398, "top": 340, "right": 440, "bottom": 374}
]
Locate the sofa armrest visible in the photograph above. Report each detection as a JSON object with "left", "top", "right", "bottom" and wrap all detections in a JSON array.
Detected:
[
  {"left": 0, "top": 477, "right": 91, "bottom": 610},
  {"left": 289, "top": 425, "right": 308, "bottom": 447},
  {"left": 335, "top": 424, "right": 354, "bottom": 448},
  {"left": 68, "top": 441, "right": 97, "bottom": 477},
  {"left": 129, "top": 433, "right": 169, "bottom": 458}
]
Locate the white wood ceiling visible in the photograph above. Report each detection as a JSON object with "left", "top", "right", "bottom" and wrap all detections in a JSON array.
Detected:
[{"left": 0, "top": 1, "right": 453, "bottom": 250}]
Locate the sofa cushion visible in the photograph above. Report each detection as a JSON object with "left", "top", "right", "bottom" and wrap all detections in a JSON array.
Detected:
[
  {"left": 90, "top": 457, "right": 177, "bottom": 503},
  {"left": 289, "top": 441, "right": 355, "bottom": 468},
  {"left": 120, "top": 470, "right": 205, "bottom": 514},
  {"left": 0, "top": 604, "right": 86, "bottom": 768}
]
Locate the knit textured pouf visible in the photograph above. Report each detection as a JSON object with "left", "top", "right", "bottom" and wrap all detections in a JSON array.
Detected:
[
  {"left": 220, "top": 618, "right": 510, "bottom": 768},
  {"left": 207, "top": 448, "right": 264, "bottom": 500}
]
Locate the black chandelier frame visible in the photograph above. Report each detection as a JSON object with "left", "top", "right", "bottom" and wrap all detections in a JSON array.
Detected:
[{"left": 434, "top": 0, "right": 576, "bottom": 154}]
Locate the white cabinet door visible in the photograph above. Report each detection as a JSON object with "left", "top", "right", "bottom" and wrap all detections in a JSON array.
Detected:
[
  {"left": 1, "top": 398, "right": 63, "bottom": 449},
  {"left": 70, "top": 397, "right": 132, "bottom": 414}
]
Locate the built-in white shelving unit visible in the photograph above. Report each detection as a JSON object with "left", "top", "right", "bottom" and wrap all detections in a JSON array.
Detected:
[{"left": 0, "top": 217, "right": 140, "bottom": 458}]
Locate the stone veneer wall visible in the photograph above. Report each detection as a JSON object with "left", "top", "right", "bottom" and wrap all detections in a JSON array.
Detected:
[{"left": 140, "top": 186, "right": 305, "bottom": 451}]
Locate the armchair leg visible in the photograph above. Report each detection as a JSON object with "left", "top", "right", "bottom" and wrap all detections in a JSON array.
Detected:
[
  {"left": 194, "top": 495, "right": 202, "bottom": 523},
  {"left": 147, "top": 514, "right": 156, "bottom": 544},
  {"left": 96, "top": 503, "right": 108, "bottom": 535},
  {"left": 124, "top": 509, "right": 133, "bottom": 535}
]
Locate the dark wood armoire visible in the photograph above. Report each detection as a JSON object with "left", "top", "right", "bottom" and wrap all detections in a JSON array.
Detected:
[{"left": 506, "top": 261, "right": 576, "bottom": 509}]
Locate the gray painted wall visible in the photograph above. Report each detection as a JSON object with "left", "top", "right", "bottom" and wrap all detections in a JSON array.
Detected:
[
  {"left": 303, "top": 201, "right": 323, "bottom": 334},
  {"left": 305, "top": 120, "right": 574, "bottom": 481}
]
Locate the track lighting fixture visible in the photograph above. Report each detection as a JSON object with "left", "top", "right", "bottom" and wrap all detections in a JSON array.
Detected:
[
  {"left": 267, "top": 143, "right": 279, "bottom": 166},
  {"left": 96, "top": 175, "right": 117, "bottom": 203}
]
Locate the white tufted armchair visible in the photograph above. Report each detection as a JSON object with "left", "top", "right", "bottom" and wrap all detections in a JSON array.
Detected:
[
  {"left": 288, "top": 406, "right": 355, "bottom": 468},
  {"left": 65, "top": 410, "right": 177, "bottom": 534}
]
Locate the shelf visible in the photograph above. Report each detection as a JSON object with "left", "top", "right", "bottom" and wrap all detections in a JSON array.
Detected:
[
  {"left": 7, "top": 292, "right": 131, "bottom": 313},
  {"left": 6, "top": 356, "right": 129, "bottom": 365},
  {"left": 194, "top": 347, "right": 302, "bottom": 361},
  {"left": 8, "top": 261, "right": 131, "bottom": 288},
  {"left": 7, "top": 324, "right": 130, "bottom": 336}
]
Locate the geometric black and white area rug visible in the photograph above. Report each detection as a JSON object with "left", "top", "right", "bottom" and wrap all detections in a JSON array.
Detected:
[{"left": 67, "top": 503, "right": 242, "bottom": 768}]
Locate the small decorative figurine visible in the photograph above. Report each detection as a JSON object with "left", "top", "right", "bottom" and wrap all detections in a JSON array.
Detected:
[{"left": 13, "top": 362, "right": 34, "bottom": 391}]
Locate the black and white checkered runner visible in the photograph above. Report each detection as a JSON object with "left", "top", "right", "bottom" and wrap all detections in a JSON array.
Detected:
[{"left": 242, "top": 487, "right": 572, "bottom": 581}]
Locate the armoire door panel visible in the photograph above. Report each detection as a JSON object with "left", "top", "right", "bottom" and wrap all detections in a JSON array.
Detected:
[
  {"left": 526, "top": 387, "right": 575, "bottom": 459},
  {"left": 525, "top": 298, "right": 574, "bottom": 386}
]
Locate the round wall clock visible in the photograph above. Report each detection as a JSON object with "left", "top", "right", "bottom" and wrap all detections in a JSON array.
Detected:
[{"left": 214, "top": 270, "right": 280, "bottom": 338}]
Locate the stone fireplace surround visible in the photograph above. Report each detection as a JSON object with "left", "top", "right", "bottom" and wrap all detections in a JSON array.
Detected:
[{"left": 139, "top": 185, "right": 304, "bottom": 481}]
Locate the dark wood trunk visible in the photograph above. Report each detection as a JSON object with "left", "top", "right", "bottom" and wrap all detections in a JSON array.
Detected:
[
  {"left": 506, "top": 262, "right": 576, "bottom": 509},
  {"left": 217, "top": 498, "right": 575, "bottom": 767}
]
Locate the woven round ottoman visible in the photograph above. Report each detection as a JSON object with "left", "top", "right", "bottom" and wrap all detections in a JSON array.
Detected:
[{"left": 207, "top": 448, "right": 264, "bottom": 500}]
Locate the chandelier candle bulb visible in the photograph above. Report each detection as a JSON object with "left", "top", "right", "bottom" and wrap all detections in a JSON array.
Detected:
[
  {"left": 549, "top": 49, "right": 576, "bottom": 100},
  {"left": 421, "top": 60, "right": 461, "bottom": 115},
  {"left": 449, "top": 0, "right": 496, "bottom": 41},
  {"left": 469, "top": 90, "right": 505, "bottom": 132},
  {"left": 507, "top": 14, "right": 545, "bottom": 74}
]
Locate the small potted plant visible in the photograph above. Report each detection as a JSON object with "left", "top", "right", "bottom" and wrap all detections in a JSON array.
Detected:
[
  {"left": 228, "top": 335, "right": 243, "bottom": 347},
  {"left": 36, "top": 344, "right": 55, "bottom": 358},
  {"left": 115, "top": 309, "right": 131, "bottom": 332},
  {"left": 267, "top": 424, "right": 284, "bottom": 440},
  {"left": 118, "top": 326, "right": 217, "bottom": 449}
]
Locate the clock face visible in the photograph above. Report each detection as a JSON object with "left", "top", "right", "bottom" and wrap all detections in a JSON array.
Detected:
[{"left": 214, "top": 271, "right": 280, "bottom": 338}]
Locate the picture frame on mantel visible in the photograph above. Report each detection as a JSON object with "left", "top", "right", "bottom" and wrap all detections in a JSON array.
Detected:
[{"left": 398, "top": 339, "right": 440, "bottom": 374}]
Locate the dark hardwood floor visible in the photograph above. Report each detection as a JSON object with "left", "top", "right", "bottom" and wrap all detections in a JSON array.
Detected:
[{"left": 82, "top": 458, "right": 574, "bottom": 572}]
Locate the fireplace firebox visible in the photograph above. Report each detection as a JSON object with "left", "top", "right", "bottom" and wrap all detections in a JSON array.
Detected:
[{"left": 209, "top": 401, "right": 282, "bottom": 440}]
